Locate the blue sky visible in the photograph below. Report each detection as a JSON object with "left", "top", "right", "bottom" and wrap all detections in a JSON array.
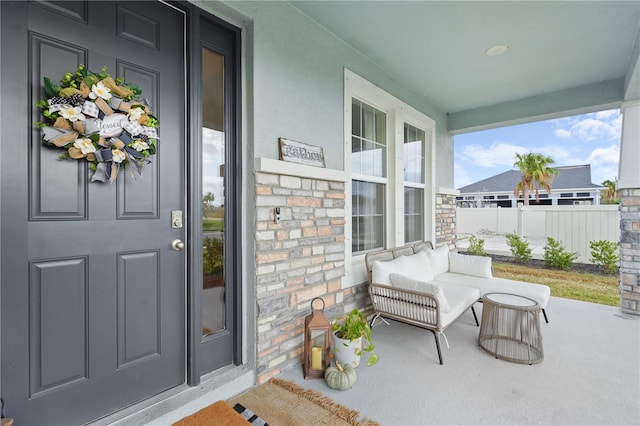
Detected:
[{"left": 454, "top": 109, "right": 622, "bottom": 189}]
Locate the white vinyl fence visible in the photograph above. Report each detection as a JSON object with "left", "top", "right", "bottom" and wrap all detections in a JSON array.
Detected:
[{"left": 457, "top": 205, "right": 620, "bottom": 260}]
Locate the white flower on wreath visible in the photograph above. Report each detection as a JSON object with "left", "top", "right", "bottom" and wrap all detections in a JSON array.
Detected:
[
  {"left": 59, "top": 105, "right": 85, "bottom": 122},
  {"left": 131, "top": 139, "right": 149, "bottom": 152},
  {"left": 112, "top": 149, "right": 126, "bottom": 163},
  {"left": 89, "top": 81, "right": 112, "bottom": 101},
  {"left": 73, "top": 137, "right": 96, "bottom": 154},
  {"left": 128, "top": 107, "right": 144, "bottom": 121}
]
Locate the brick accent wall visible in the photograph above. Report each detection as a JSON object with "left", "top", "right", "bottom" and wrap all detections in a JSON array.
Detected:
[
  {"left": 619, "top": 188, "right": 640, "bottom": 315},
  {"left": 254, "top": 172, "right": 369, "bottom": 384},
  {"left": 436, "top": 193, "right": 457, "bottom": 247}
]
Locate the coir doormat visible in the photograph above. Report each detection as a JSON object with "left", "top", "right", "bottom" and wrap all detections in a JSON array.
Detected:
[
  {"left": 174, "top": 378, "right": 379, "bottom": 426},
  {"left": 228, "top": 378, "right": 379, "bottom": 426}
]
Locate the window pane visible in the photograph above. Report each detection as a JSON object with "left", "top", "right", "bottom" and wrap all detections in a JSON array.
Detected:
[
  {"left": 351, "top": 137, "right": 362, "bottom": 174},
  {"left": 404, "top": 123, "right": 425, "bottom": 183},
  {"left": 352, "top": 180, "right": 384, "bottom": 253},
  {"left": 351, "top": 99, "right": 386, "bottom": 178},
  {"left": 361, "top": 103, "right": 376, "bottom": 141},
  {"left": 375, "top": 109, "right": 386, "bottom": 143},
  {"left": 352, "top": 100, "right": 361, "bottom": 137},
  {"left": 202, "top": 48, "right": 226, "bottom": 338},
  {"left": 404, "top": 187, "right": 424, "bottom": 243}
]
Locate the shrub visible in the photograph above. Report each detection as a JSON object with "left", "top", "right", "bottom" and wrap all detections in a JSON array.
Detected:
[
  {"left": 203, "top": 237, "right": 224, "bottom": 275},
  {"left": 543, "top": 237, "right": 578, "bottom": 271},
  {"left": 589, "top": 240, "right": 619, "bottom": 274},
  {"left": 505, "top": 232, "right": 532, "bottom": 264},
  {"left": 467, "top": 235, "right": 487, "bottom": 256}
]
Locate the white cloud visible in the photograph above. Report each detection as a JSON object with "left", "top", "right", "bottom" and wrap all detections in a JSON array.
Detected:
[
  {"left": 538, "top": 145, "right": 578, "bottom": 166},
  {"left": 573, "top": 118, "right": 616, "bottom": 141},
  {"left": 595, "top": 110, "right": 618, "bottom": 120},
  {"left": 460, "top": 142, "right": 527, "bottom": 168},
  {"left": 552, "top": 109, "right": 621, "bottom": 142},
  {"left": 585, "top": 144, "right": 620, "bottom": 166},
  {"left": 203, "top": 127, "right": 225, "bottom": 163},
  {"left": 454, "top": 162, "right": 473, "bottom": 189},
  {"left": 554, "top": 128, "right": 571, "bottom": 139},
  {"left": 585, "top": 145, "right": 620, "bottom": 184}
]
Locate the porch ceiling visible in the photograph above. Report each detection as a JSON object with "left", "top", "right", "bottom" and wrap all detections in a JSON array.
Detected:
[{"left": 289, "top": 1, "right": 640, "bottom": 131}]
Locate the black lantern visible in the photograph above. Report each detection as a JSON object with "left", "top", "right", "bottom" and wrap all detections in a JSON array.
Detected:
[{"left": 303, "top": 297, "right": 332, "bottom": 379}]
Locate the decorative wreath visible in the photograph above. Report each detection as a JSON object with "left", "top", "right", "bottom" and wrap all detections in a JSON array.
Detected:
[{"left": 35, "top": 65, "right": 158, "bottom": 183}]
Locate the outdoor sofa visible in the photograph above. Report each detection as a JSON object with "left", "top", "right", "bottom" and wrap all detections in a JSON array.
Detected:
[{"left": 365, "top": 241, "right": 551, "bottom": 364}]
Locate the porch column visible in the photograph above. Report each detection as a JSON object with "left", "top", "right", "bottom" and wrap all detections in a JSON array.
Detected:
[{"left": 618, "top": 100, "right": 640, "bottom": 315}]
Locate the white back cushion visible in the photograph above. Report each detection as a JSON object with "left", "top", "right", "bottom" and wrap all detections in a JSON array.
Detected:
[
  {"left": 425, "top": 245, "right": 450, "bottom": 276},
  {"left": 403, "top": 250, "right": 434, "bottom": 282},
  {"left": 372, "top": 256, "right": 409, "bottom": 285},
  {"left": 448, "top": 252, "right": 493, "bottom": 278},
  {"left": 389, "top": 273, "right": 452, "bottom": 313}
]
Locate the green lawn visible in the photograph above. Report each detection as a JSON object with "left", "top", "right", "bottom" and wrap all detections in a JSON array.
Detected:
[
  {"left": 203, "top": 218, "right": 224, "bottom": 232},
  {"left": 492, "top": 262, "right": 619, "bottom": 306}
]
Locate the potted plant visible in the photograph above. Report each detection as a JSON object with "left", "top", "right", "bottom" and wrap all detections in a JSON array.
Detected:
[{"left": 332, "top": 309, "right": 379, "bottom": 367}]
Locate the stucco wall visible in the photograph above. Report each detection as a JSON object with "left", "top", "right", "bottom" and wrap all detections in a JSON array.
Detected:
[
  {"left": 192, "top": 0, "right": 456, "bottom": 378},
  {"left": 212, "top": 0, "right": 453, "bottom": 188}
]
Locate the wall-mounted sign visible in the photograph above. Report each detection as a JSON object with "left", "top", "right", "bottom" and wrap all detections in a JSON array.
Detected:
[{"left": 279, "top": 138, "right": 325, "bottom": 168}]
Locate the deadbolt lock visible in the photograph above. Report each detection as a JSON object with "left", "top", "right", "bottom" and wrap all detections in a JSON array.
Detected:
[{"left": 171, "top": 210, "right": 183, "bottom": 229}]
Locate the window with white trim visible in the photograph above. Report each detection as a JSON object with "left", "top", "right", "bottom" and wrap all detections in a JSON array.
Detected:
[{"left": 345, "top": 70, "right": 435, "bottom": 262}]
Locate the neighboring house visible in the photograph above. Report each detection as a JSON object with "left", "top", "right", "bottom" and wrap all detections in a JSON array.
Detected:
[
  {"left": 457, "top": 165, "right": 604, "bottom": 207},
  {"left": 1, "top": 1, "right": 638, "bottom": 425}
]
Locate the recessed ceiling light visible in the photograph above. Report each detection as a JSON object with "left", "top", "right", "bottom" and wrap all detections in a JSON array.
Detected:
[{"left": 486, "top": 44, "right": 509, "bottom": 56}]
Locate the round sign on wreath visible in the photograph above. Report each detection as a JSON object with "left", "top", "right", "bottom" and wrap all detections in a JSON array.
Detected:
[{"left": 35, "top": 65, "right": 159, "bottom": 183}]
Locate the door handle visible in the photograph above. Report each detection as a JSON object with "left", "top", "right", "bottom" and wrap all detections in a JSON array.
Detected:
[{"left": 171, "top": 239, "right": 185, "bottom": 251}]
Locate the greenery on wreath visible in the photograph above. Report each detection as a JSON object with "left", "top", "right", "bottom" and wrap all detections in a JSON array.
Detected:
[
  {"left": 332, "top": 309, "right": 379, "bottom": 366},
  {"left": 35, "top": 64, "right": 159, "bottom": 183}
]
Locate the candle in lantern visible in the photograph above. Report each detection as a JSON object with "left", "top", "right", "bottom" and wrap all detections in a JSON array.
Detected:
[{"left": 311, "top": 346, "right": 322, "bottom": 370}]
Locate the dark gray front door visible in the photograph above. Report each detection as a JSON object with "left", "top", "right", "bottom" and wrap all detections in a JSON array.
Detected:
[{"left": 1, "top": 2, "right": 185, "bottom": 424}]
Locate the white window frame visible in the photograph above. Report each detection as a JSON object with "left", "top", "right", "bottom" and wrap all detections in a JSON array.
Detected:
[{"left": 343, "top": 69, "right": 436, "bottom": 288}]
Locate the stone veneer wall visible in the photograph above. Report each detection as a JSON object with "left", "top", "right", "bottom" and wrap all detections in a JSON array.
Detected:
[
  {"left": 619, "top": 188, "right": 640, "bottom": 315},
  {"left": 254, "top": 172, "right": 370, "bottom": 384},
  {"left": 436, "top": 193, "right": 457, "bottom": 247}
]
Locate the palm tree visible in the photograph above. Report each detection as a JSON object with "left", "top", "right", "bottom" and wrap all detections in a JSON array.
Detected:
[
  {"left": 513, "top": 153, "right": 558, "bottom": 206},
  {"left": 601, "top": 179, "right": 618, "bottom": 204},
  {"left": 203, "top": 192, "right": 215, "bottom": 217}
]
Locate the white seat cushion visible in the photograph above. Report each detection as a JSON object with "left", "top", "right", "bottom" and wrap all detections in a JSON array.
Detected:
[
  {"left": 389, "top": 273, "right": 451, "bottom": 313},
  {"left": 433, "top": 272, "right": 551, "bottom": 309},
  {"left": 372, "top": 255, "right": 409, "bottom": 286},
  {"left": 448, "top": 252, "right": 493, "bottom": 278},
  {"left": 403, "top": 250, "right": 434, "bottom": 282},
  {"left": 439, "top": 284, "right": 480, "bottom": 328},
  {"left": 425, "top": 245, "right": 450, "bottom": 276}
]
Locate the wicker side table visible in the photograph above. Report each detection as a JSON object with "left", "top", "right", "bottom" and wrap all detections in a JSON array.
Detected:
[{"left": 478, "top": 292, "right": 544, "bottom": 365}]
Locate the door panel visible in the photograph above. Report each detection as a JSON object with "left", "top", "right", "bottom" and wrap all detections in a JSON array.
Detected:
[
  {"left": 29, "top": 33, "right": 89, "bottom": 220},
  {"left": 29, "top": 257, "right": 89, "bottom": 397},
  {"left": 1, "top": 1, "right": 186, "bottom": 424},
  {"left": 118, "top": 251, "right": 161, "bottom": 366}
]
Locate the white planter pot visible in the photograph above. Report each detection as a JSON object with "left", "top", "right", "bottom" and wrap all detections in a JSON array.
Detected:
[{"left": 333, "top": 334, "right": 362, "bottom": 368}]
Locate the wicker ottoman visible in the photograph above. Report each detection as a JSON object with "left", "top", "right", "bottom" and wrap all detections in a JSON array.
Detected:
[{"left": 478, "top": 292, "right": 544, "bottom": 365}]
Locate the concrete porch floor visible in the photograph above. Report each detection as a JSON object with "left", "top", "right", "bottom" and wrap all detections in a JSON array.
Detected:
[
  {"left": 280, "top": 296, "right": 640, "bottom": 425},
  {"left": 140, "top": 296, "right": 639, "bottom": 426}
]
